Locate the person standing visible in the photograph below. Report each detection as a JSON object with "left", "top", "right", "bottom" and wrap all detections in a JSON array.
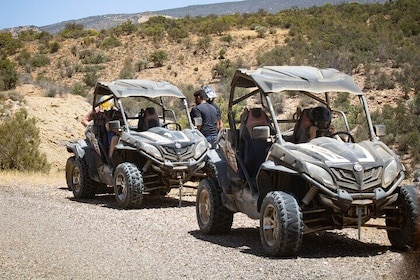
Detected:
[
  {"left": 201, "top": 85, "right": 223, "bottom": 131},
  {"left": 190, "top": 89, "right": 218, "bottom": 148}
]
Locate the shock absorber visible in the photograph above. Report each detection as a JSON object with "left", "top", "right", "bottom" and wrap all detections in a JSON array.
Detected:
[{"left": 302, "top": 185, "right": 318, "bottom": 205}]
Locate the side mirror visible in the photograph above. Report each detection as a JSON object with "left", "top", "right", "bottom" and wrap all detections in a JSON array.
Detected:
[
  {"left": 108, "top": 120, "right": 121, "bottom": 132},
  {"left": 253, "top": 125, "right": 270, "bottom": 140},
  {"left": 374, "top": 124, "right": 386, "bottom": 137}
]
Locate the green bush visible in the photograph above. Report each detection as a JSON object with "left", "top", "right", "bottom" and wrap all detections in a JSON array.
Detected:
[
  {"left": 168, "top": 26, "right": 189, "bottom": 43},
  {"left": 58, "top": 23, "right": 97, "bottom": 39},
  {"left": 196, "top": 36, "right": 212, "bottom": 54},
  {"left": 0, "top": 109, "right": 50, "bottom": 172},
  {"left": 0, "top": 32, "right": 22, "bottom": 56},
  {"left": 49, "top": 41, "right": 60, "bottom": 53},
  {"left": 99, "top": 36, "right": 121, "bottom": 50},
  {"left": 119, "top": 58, "right": 135, "bottom": 79},
  {"left": 149, "top": 50, "right": 168, "bottom": 67},
  {"left": 30, "top": 53, "right": 50, "bottom": 67},
  {"left": 0, "top": 57, "right": 18, "bottom": 90},
  {"left": 71, "top": 82, "right": 87, "bottom": 97},
  {"left": 111, "top": 21, "right": 138, "bottom": 36},
  {"left": 16, "top": 49, "right": 31, "bottom": 66},
  {"left": 80, "top": 50, "right": 106, "bottom": 64},
  {"left": 83, "top": 71, "right": 98, "bottom": 87}
]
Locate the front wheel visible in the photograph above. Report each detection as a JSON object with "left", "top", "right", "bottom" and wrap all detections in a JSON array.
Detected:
[
  {"left": 114, "top": 162, "right": 144, "bottom": 209},
  {"left": 386, "top": 186, "right": 419, "bottom": 250},
  {"left": 260, "top": 191, "right": 303, "bottom": 257},
  {"left": 196, "top": 178, "right": 233, "bottom": 234}
]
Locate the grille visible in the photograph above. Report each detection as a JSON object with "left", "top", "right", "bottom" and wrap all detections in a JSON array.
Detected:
[
  {"left": 331, "top": 167, "right": 382, "bottom": 191},
  {"left": 161, "top": 145, "right": 194, "bottom": 161}
]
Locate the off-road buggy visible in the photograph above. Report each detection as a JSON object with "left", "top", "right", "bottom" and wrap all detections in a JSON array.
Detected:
[
  {"left": 196, "top": 66, "right": 419, "bottom": 257},
  {"left": 66, "top": 79, "right": 209, "bottom": 208}
]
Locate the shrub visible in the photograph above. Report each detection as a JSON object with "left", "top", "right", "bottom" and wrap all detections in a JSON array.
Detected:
[
  {"left": 149, "top": 50, "right": 168, "bottom": 67},
  {"left": 0, "top": 57, "right": 18, "bottom": 90},
  {"left": 255, "top": 26, "right": 267, "bottom": 38},
  {"left": 100, "top": 36, "right": 121, "bottom": 50},
  {"left": 134, "top": 58, "right": 148, "bottom": 72},
  {"left": 16, "top": 49, "right": 31, "bottom": 66},
  {"left": 0, "top": 109, "right": 50, "bottom": 172},
  {"left": 168, "top": 26, "right": 189, "bottom": 43},
  {"left": 49, "top": 41, "right": 60, "bottom": 53},
  {"left": 0, "top": 32, "right": 22, "bottom": 56},
  {"left": 196, "top": 36, "right": 212, "bottom": 54},
  {"left": 71, "top": 45, "right": 78, "bottom": 57},
  {"left": 220, "top": 34, "right": 233, "bottom": 45},
  {"left": 80, "top": 50, "right": 107, "bottom": 64},
  {"left": 111, "top": 21, "right": 138, "bottom": 36},
  {"left": 119, "top": 58, "right": 135, "bottom": 79},
  {"left": 30, "top": 53, "right": 50, "bottom": 67},
  {"left": 71, "top": 82, "right": 87, "bottom": 97},
  {"left": 83, "top": 71, "right": 98, "bottom": 87}
]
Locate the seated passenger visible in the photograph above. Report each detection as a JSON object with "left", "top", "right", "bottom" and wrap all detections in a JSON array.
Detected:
[{"left": 299, "top": 106, "right": 333, "bottom": 143}]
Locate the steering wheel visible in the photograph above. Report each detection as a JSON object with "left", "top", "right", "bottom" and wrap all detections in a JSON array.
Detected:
[
  {"left": 330, "top": 131, "right": 355, "bottom": 143},
  {"left": 162, "top": 122, "right": 182, "bottom": 131}
]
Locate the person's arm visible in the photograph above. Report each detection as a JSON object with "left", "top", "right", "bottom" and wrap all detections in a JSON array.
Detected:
[
  {"left": 216, "top": 106, "right": 223, "bottom": 130},
  {"left": 81, "top": 110, "right": 94, "bottom": 127}
]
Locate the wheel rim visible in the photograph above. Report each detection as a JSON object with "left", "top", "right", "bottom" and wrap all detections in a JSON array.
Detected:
[
  {"left": 198, "top": 189, "right": 210, "bottom": 225},
  {"left": 262, "top": 204, "right": 278, "bottom": 246},
  {"left": 72, "top": 166, "right": 81, "bottom": 193},
  {"left": 115, "top": 173, "right": 128, "bottom": 202}
]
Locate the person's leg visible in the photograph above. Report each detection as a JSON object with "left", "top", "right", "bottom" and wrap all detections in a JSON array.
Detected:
[
  {"left": 109, "top": 135, "right": 119, "bottom": 157},
  {"left": 206, "top": 135, "right": 217, "bottom": 149}
]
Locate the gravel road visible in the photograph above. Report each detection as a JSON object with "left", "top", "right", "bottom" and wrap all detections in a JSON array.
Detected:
[{"left": 1, "top": 181, "right": 419, "bottom": 280}]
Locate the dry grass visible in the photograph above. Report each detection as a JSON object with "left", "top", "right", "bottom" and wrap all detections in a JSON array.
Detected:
[{"left": 0, "top": 170, "right": 64, "bottom": 187}]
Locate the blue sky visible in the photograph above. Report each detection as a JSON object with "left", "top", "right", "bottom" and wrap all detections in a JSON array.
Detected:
[{"left": 0, "top": 0, "right": 242, "bottom": 29}]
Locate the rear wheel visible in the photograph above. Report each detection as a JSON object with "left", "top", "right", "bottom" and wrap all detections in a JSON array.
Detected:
[
  {"left": 114, "top": 162, "right": 144, "bottom": 209},
  {"left": 65, "top": 156, "right": 76, "bottom": 191},
  {"left": 196, "top": 178, "right": 233, "bottom": 234},
  {"left": 260, "top": 191, "right": 303, "bottom": 257},
  {"left": 386, "top": 186, "right": 419, "bottom": 250},
  {"left": 70, "top": 157, "right": 96, "bottom": 199}
]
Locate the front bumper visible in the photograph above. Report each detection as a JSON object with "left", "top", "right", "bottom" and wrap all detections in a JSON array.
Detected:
[{"left": 302, "top": 171, "right": 405, "bottom": 213}]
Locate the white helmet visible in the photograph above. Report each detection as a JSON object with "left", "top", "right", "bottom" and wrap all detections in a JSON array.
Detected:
[{"left": 201, "top": 85, "right": 217, "bottom": 100}]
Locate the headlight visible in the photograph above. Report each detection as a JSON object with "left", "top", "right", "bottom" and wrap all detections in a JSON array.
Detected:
[
  {"left": 306, "top": 162, "right": 336, "bottom": 189},
  {"left": 142, "top": 142, "right": 163, "bottom": 161},
  {"left": 382, "top": 160, "right": 398, "bottom": 188},
  {"left": 194, "top": 140, "right": 207, "bottom": 159}
]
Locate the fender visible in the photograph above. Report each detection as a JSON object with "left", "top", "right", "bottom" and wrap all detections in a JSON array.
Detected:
[
  {"left": 66, "top": 139, "right": 87, "bottom": 159},
  {"left": 207, "top": 149, "right": 229, "bottom": 191},
  {"left": 258, "top": 160, "right": 298, "bottom": 175},
  {"left": 256, "top": 160, "right": 299, "bottom": 211}
]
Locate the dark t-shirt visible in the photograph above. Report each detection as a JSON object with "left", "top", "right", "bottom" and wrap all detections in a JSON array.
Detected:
[
  {"left": 211, "top": 103, "right": 221, "bottom": 121},
  {"left": 190, "top": 102, "right": 218, "bottom": 136}
]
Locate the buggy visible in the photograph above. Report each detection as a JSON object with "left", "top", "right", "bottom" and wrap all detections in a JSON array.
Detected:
[
  {"left": 66, "top": 79, "right": 209, "bottom": 208},
  {"left": 196, "top": 66, "right": 419, "bottom": 256}
]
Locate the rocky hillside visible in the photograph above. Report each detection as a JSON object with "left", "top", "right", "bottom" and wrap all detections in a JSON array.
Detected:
[
  {"left": 8, "top": 28, "right": 410, "bottom": 173},
  {"left": 9, "top": 28, "right": 288, "bottom": 171}
]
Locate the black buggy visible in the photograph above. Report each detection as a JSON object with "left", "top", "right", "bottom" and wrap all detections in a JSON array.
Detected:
[
  {"left": 66, "top": 79, "right": 209, "bottom": 208},
  {"left": 196, "top": 66, "right": 419, "bottom": 257}
]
